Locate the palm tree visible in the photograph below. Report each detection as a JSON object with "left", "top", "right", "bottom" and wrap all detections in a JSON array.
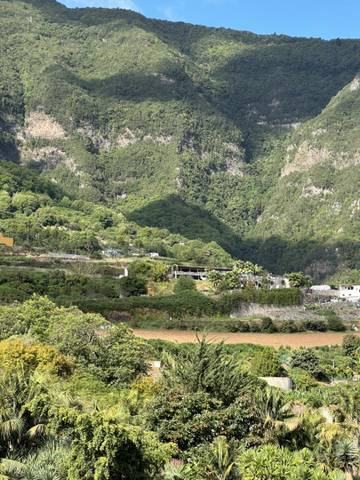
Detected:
[
  {"left": 0, "top": 370, "right": 47, "bottom": 456},
  {"left": 256, "top": 387, "right": 294, "bottom": 442},
  {"left": 210, "top": 436, "right": 237, "bottom": 480},
  {"left": 0, "top": 368, "right": 78, "bottom": 458},
  {"left": 161, "top": 337, "right": 257, "bottom": 406}
]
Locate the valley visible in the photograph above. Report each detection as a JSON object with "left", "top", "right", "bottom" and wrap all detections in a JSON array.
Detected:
[
  {"left": 0, "top": 0, "right": 360, "bottom": 279},
  {"left": 1, "top": 2, "right": 360, "bottom": 479}
]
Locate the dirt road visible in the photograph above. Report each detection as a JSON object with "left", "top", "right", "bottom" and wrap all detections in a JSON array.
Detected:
[{"left": 133, "top": 329, "right": 360, "bottom": 348}]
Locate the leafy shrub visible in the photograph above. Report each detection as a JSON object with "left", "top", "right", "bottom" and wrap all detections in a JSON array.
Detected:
[
  {"left": 290, "top": 348, "right": 325, "bottom": 380},
  {"left": 327, "top": 314, "right": 346, "bottom": 332},
  {"left": 228, "top": 321, "right": 250, "bottom": 333},
  {"left": 0, "top": 338, "right": 74, "bottom": 377},
  {"left": 119, "top": 277, "right": 147, "bottom": 297},
  {"left": 288, "top": 368, "right": 318, "bottom": 391},
  {"left": 278, "top": 320, "right": 302, "bottom": 333},
  {"left": 260, "top": 317, "right": 277, "bottom": 333},
  {"left": 251, "top": 347, "right": 282, "bottom": 377},
  {"left": 343, "top": 335, "right": 360, "bottom": 357},
  {"left": 173, "top": 276, "right": 196, "bottom": 294},
  {"left": 238, "top": 444, "right": 341, "bottom": 479},
  {"left": 303, "top": 319, "right": 327, "bottom": 332},
  {"left": 68, "top": 415, "right": 173, "bottom": 480}
]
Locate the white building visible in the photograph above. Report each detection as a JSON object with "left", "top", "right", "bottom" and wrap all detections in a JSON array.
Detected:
[
  {"left": 311, "top": 285, "right": 332, "bottom": 292},
  {"left": 338, "top": 285, "right": 360, "bottom": 302}
]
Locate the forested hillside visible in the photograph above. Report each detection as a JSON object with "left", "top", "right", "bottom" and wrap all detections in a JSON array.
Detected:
[{"left": 1, "top": 0, "right": 360, "bottom": 277}]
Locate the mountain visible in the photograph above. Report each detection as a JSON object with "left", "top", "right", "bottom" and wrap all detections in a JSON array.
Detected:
[
  {"left": 1, "top": 0, "right": 360, "bottom": 278},
  {"left": 251, "top": 78, "right": 360, "bottom": 275}
]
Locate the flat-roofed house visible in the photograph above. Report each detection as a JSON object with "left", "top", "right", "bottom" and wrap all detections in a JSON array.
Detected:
[{"left": 339, "top": 285, "right": 360, "bottom": 302}]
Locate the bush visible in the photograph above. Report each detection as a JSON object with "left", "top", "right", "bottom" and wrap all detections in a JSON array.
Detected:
[
  {"left": 260, "top": 317, "right": 277, "bottom": 333},
  {"left": 218, "top": 288, "right": 303, "bottom": 314},
  {"left": 343, "top": 335, "right": 360, "bottom": 357},
  {"left": 303, "top": 319, "right": 327, "bottom": 332},
  {"left": 173, "top": 276, "right": 196, "bottom": 294},
  {"left": 288, "top": 368, "right": 318, "bottom": 391},
  {"left": 128, "top": 260, "right": 168, "bottom": 282},
  {"left": 290, "top": 348, "right": 325, "bottom": 380},
  {"left": 119, "top": 277, "right": 147, "bottom": 297},
  {"left": 0, "top": 338, "right": 74, "bottom": 377},
  {"left": 327, "top": 314, "right": 346, "bottom": 332},
  {"left": 228, "top": 321, "right": 250, "bottom": 333},
  {"left": 249, "top": 322, "right": 261, "bottom": 333},
  {"left": 251, "top": 347, "right": 282, "bottom": 377},
  {"left": 278, "top": 320, "right": 301, "bottom": 333}
]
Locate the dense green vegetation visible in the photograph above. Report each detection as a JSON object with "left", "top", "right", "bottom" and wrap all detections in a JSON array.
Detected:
[
  {"left": 0, "top": 264, "right": 304, "bottom": 320},
  {"left": 0, "top": 160, "right": 233, "bottom": 265},
  {"left": 0, "top": 0, "right": 359, "bottom": 279},
  {"left": 1, "top": 3, "right": 360, "bottom": 477},
  {"left": 0, "top": 264, "right": 351, "bottom": 333},
  {"left": 1, "top": 296, "right": 360, "bottom": 479}
]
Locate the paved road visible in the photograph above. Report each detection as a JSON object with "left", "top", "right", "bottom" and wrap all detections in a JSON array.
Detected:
[{"left": 133, "top": 328, "right": 360, "bottom": 348}]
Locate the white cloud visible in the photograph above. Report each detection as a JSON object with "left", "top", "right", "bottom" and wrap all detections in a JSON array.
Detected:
[{"left": 65, "top": 0, "right": 141, "bottom": 12}]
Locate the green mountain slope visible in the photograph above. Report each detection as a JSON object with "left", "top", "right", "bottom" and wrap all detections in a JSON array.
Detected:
[
  {"left": 250, "top": 78, "right": 360, "bottom": 276},
  {"left": 0, "top": 0, "right": 360, "bottom": 277}
]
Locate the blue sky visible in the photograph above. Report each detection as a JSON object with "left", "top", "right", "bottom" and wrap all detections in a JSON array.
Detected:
[{"left": 59, "top": 0, "right": 360, "bottom": 40}]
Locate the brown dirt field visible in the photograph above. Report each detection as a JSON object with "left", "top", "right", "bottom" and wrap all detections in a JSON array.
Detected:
[{"left": 133, "top": 329, "right": 360, "bottom": 348}]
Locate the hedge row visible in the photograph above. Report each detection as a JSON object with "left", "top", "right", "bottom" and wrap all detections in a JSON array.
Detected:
[{"left": 56, "top": 288, "right": 303, "bottom": 318}]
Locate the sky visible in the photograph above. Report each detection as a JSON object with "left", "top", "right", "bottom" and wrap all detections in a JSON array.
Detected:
[{"left": 59, "top": 0, "right": 360, "bottom": 40}]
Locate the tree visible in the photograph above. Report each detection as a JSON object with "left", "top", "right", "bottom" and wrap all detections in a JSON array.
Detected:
[
  {"left": 0, "top": 296, "right": 150, "bottom": 385},
  {"left": 0, "top": 370, "right": 49, "bottom": 458},
  {"left": 234, "top": 261, "right": 264, "bottom": 275},
  {"left": 256, "top": 388, "right": 293, "bottom": 442},
  {"left": 67, "top": 414, "right": 173, "bottom": 480},
  {"left": 214, "top": 260, "right": 265, "bottom": 292},
  {"left": 11, "top": 191, "right": 50, "bottom": 215},
  {"left": 68, "top": 232, "right": 100, "bottom": 255},
  {"left": 161, "top": 338, "right": 260, "bottom": 405},
  {"left": 0, "top": 190, "right": 11, "bottom": 218},
  {"left": 208, "top": 271, "right": 223, "bottom": 289},
  {"left": 44, "top": 309, "right": 150, "bottom": 384},
  {"left": 285, "top": 272, "right": 312, "bottom": 288},
  {"left": 128, "top": 260, "right": 168, "bottom": 283}
]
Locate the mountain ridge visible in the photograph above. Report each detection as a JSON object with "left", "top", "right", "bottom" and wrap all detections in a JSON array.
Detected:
[{"left": 1, "top": 0, "right": 359, "bottom": 279}]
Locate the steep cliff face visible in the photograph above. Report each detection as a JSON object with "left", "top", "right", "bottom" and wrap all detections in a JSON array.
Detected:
[
  {"left": 247, "top": 78, "right": 360, "bottom": 276},
  {"left": 0, "top": 0, "right": 359, "bottom": 275}
]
